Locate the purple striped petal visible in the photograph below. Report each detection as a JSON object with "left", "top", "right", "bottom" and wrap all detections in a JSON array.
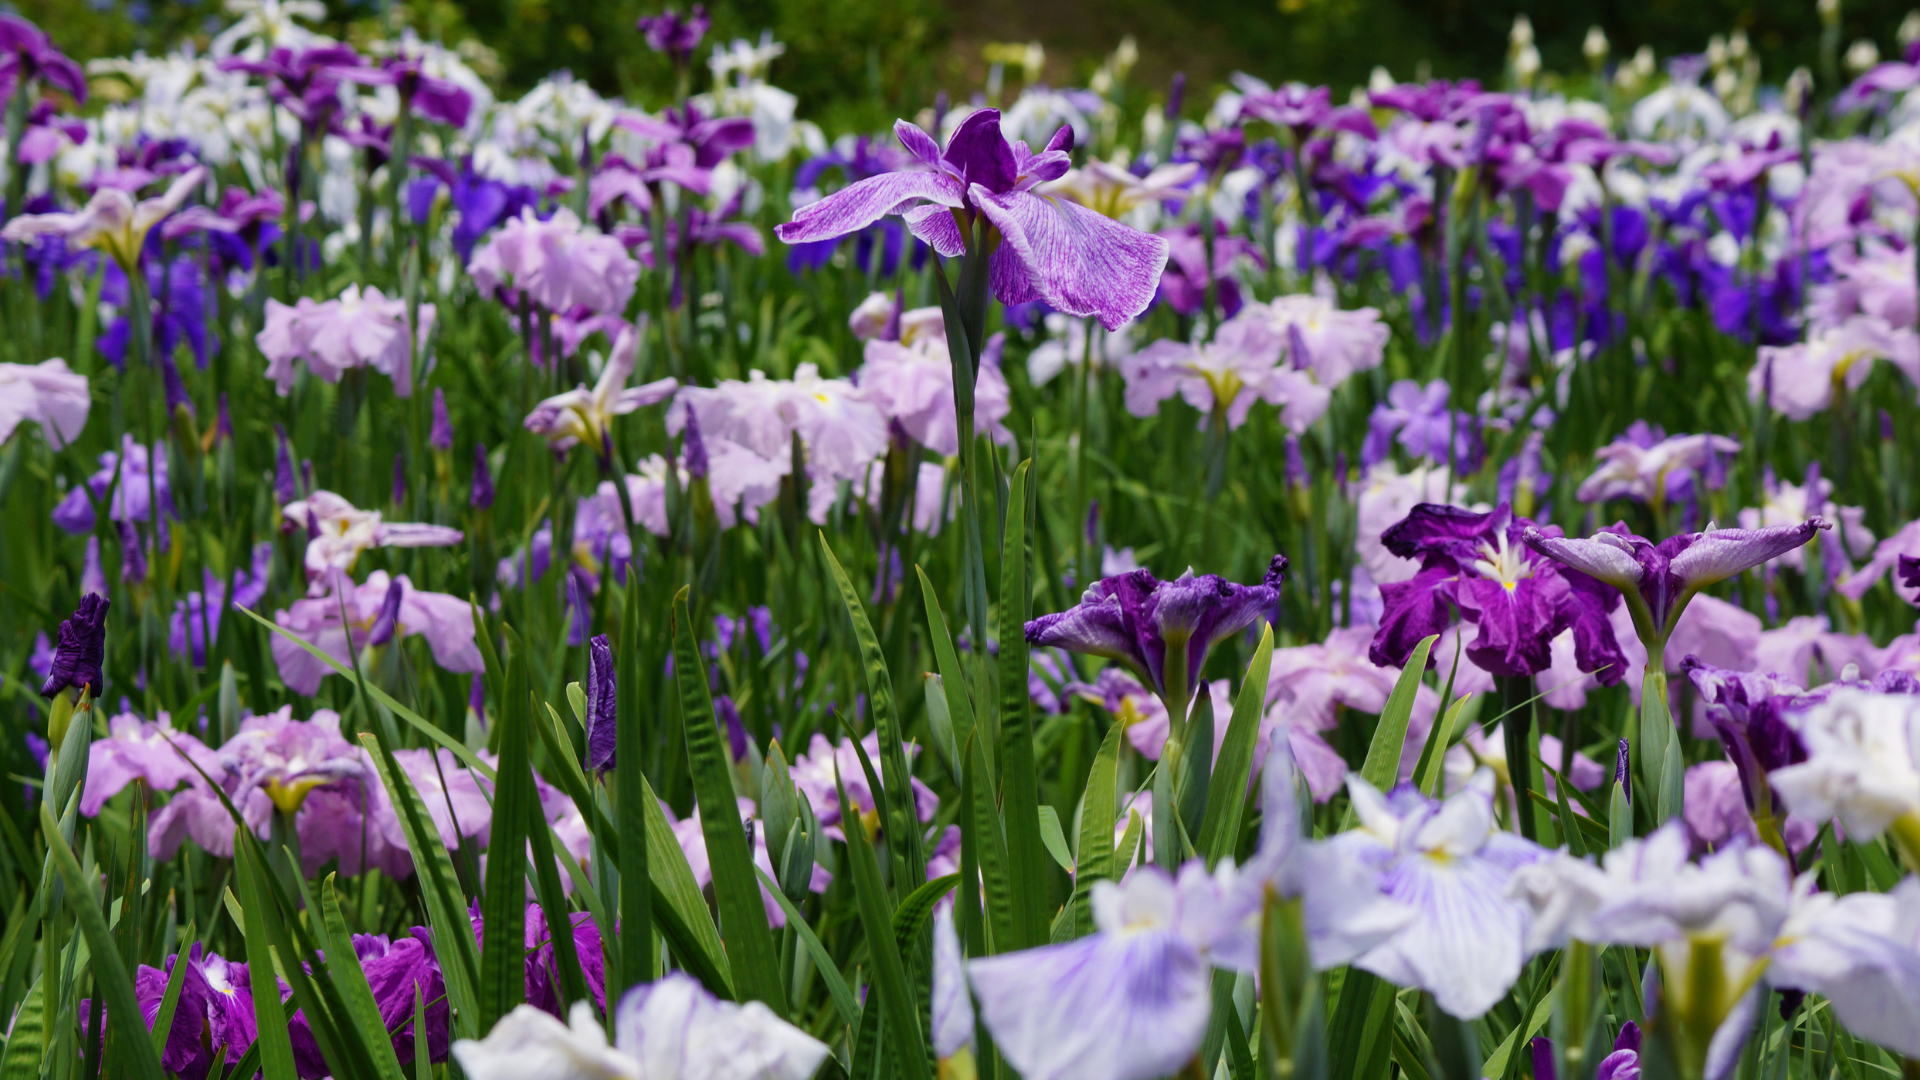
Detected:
[
  {"left": 774, "top": 171, "right": 962, "bottom": 245},
  {"left": 1668, "top": 519, "right": 1828, "bottom": 590},
  {"left": 894, "top": 119, "right": 944, "bottom": 169},
  {"left": 973, "top": 187, "right": 1170, "bottom": 331},
  {"left": 1523, "top": 529, "right": 1646, "bottom": 590}
]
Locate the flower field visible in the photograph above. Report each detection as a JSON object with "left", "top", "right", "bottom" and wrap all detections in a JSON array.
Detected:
[{"left": 3, "top": 4, "right": 1920, "bottom": 1080}]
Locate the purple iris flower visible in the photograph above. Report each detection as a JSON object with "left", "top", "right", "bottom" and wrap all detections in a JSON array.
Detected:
[
  {"left": 584, "top": 633, "right": 616, "bottom": 772},
  {"left": 339, "top": 54, "right": 474, "bottom": 128},
  {"left": 1155, "top": 220, "right": 1263, "bottom": 319},
  {"left": 775, "top": 110, "right": 1171, "bottom": 331},
  {"left": 1025, "top": 556, "right": 1286, "bottom": 716},
  {"left": 133, "top": 944, "right": 263, "bottom": 1078},
  {"left": 99, "top": 256, "right": 216, "bottom": 370},
  {"left": 637, "top": 5, "right": 709, "bottom": 62},
  {"left": 1368, "top": 503, "right": 1627, "bottom": 684},
  {"left": 53, "top": 435, "right": 174, "bottom": 535},
  {"left": 0, "top": 14, "right": 87, "bottom": 102},
  {"left": 407, "top": 156, "right": 540, "bottom": 263},
  {"left": 1363, "top": 379, "right": 1481, "bottom": 469},
  {"left": 218, "top": 44, "right": 362, "bottom": 135},
  {"left": 1533, "top": 1023, "right": 1642, "bottom": 1080},
  {"left": 1680, "top": 658, "right": 1807, "bottom": 818},
  {"left": 787, "top": 137, "right": 917, "bottom": 274},
  {"left": 41, "top": 594, "right": 109, "bottom": 698},
  {"left": 353, "top": 930, "right": 452, "bottom": 1064},
  {"left": 168, "top": 542, "right": 273, "bottom": 667},
  {"left": 1524, "top": 519, "right": 1827, "bottom": 657}
]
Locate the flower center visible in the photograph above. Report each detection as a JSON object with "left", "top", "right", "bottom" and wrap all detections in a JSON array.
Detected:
[{"left": 1471, "top": 531, "right": 1534, "bottom": 592}]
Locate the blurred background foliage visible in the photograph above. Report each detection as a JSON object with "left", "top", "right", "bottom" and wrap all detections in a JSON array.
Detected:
[{"left": 18, "top": 0, "right": 1920, "bottom": 128}]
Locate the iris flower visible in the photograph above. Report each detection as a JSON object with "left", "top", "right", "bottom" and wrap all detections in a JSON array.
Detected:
[
  {"left": 1, "top": 166, "right": 207, "bottom": 275},
  {"left": 775, "top": 109, "right": 1169, "bottom": 331},
  {"left": 281, "top": 490, "right": 463, "bottom": 578},
  {"left": 524, "top": 323, "right": 679, "bottom": 460}
]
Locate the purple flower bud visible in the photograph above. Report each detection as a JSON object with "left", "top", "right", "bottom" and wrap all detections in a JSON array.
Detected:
[
  {"left": 1614, "top": 738, "right": 1631, "bottom": 803},
  {"left": 40, "top": 594, "right": 110, "bottom": 697},
  {"left": 716, "top": 693, "right": 749, "bottom": 760},
  {"left": 159, "top": 352, "right": 194, "bottom": 418},
  {"left": 392, "top": 452, "right": 407, "bottom": 507},
  {"left": 274, "top": 426, "right": 297, "bottom": 504},
  {"left": 1167, "top": 72, "right": 1187, "bottom": 119},
  {"left": 367, "top": 576, "right": 405, "bottom": 646},
  {"left": 585, "top": 633, "right": 616, "bottom": 772},
  {"left": 1532, "top": 1037, "right": 1557, "bottom": 1080},
  {"left": 1084, "top": 500, "right": 1100, "bottom": 548},
  {"left": 468, "top": 672, "right": 486, "bottom": 717},
  {"left": 1284, "top": 435, "right": 1307, "bottom": 490},
  {"left": 430, "top": 387, "right": 454, "bottom": 451},
  {"left": 119, "top": 521, "right": 147, "bottom": 583},
  {"left": 216, "top": 394, "right": 232, "bottom": 442},
  {"left": 471, "top": 443, "right": 494, "bottom": 509},
  {"left": 1882, "top": 409, "right": 1896, "bottom": 442},
  {"left": 301, "top": 459, "right": 314, "bottom": 498},
  {"left": 683, "top": 408, "right": 709, "bottom": 481}
]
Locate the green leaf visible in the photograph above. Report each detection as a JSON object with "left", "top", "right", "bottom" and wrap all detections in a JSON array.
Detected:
[
  {"left": 917, "top": 566, "right": 981, "bottom": 787},
  {"left": 148, "top": 926, "right": 195, "bottom": 1064},
  {"left": 675, "top": 586, "right": 787, "bottom": 1016},
  {"left": 819, "top": 534, "right": 926, "bottom": 887},
  {"left": 893, "top": 874, "right": 961, "bottom": 962},
  {"left": 1416, "top": 694, "right": 1479, "bottom": 798},
  {"left": 995, "top": 460, "right": 1049, "bottom": 950},
  {"left": 641, "top": 775, "right": 735, "bottom": 998},
  {"left": 320, "top": 877, "right": 408, "bottom": 1080},
  {"left": 225, "top": 837, "right": 297, "bottom": 1080},
  {"left": 358, "top": 732, "right": 484, "bottom": 1037},
  {"left": 478, "top": 631, "right": 537, "bottom": 1031},
  {"left": 1328, "top": 969, "right": 1394, "bottom": 1080},
  {"left": 756, "top": 864, "right": 862, "bottom": 1032},
  {"left": 1363, "top": 634, "right": 1438, "bottom": 792},
  {"left": 968, "top": 734, "right": 1017, "bottom": 954},
  {"left": 1036, "top": 807, "right": 1074, "bottom": 873},
  {"left": 1424, "top": 994, "right": 1482, "bottom": 1080},
  {"left": 617, "top": 578, "right": 653, "bottom": 994},
  {"left": 1479, "top": 988, "right": 1555, "bottom": 1077},
  {"left": 1610, "top": 780, "right": 1633, "bottom": 849},
  {"left": 1076, "top": 722, "right": 1123, "bottom": 882},
  {"left": 1197, "top": 623, "right": 1274, "bottom": 866},
  {"left": 38, "top": 806, "right": 163, "bottom": 1079},
  {"left": 0, "top": 977, "right": 42, "bottom": 1080},
  {"left": 922, "top": 673, "right": 960, "bottom": 781},
  {"left": 836, "top": 768, "right": 932, "bottom": 1080}
]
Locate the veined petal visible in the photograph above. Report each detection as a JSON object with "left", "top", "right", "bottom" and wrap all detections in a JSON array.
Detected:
[
  {"left": 1358, "top": 851, "right": 1531, "bottom": 1019},
  {"left": 1668, "top": 519, "right": 1828, "bottom": 590},
  {"left": 973, "top": 187, "right": 1170, "bottom": 331},
  {"left": 903, "top": 202, "right": 966, "bottom": 257},
  {"left": 1523, "top": 529, "right": 1646, "bottom": 589},
  {"left": 967, "top": 930, "right": 1212, "bottom": 1080},
  {"left": 774, "top": 171, "right": 962, "bottom": 245}
]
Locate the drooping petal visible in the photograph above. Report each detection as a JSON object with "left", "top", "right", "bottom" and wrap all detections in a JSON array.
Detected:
[
  {"left": 967, "top": 929, "right": 1212, "bottom": 1080},
  {"left": 1357, "top": 850, "right": 1532, "bottom": 1019},
  {"left": 1668, "top": 519, "right": 1829, "bottom": 590},
  {"left": 973, "top": 187, "right": 1171, "bottom": 331},
  {"left": 773, "top": 172, "right": 963, "bottom": 245}
]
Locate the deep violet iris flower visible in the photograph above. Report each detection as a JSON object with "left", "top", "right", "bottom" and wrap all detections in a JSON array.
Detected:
[
  {"left": 774, "top": 109, "right": 1170, "bottom": 330},
  {"left": 1025, "top": 556, "right": 1286, "bottom": 721},
  {"left": 1523, "top": 519, "right": 1827, "bottom": 665},
  {"left": 1367, "top": 503, "right": 1626, "bottom": 684}
]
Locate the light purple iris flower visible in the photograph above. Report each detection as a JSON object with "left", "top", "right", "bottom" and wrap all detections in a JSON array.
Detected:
[
  {"left": 1575, "top": 423, "right": 1740, "bottom": 507},
  {"left": 270, "top": 570, "right": 484, "bottom": 695},
  {"left": 1331, "top": 769, "right": 1549, "bottom": 1018},
  {"left": 81, "top": 711, "right": 223, "bottom": 817},
  {"left": 258, "top": 285, "right": 436, "bottom": 398},
  {"left": 1368, "top": 503, "right": 1627, "bottom": 685},
  {"left": 774, "top": 109, "right": 1170, "bottom": 330},
  {"left": 470, "top": 207, "right": 640, "bottom": 316},
  {"left": 1363, "top": 380, "right": 1479, "bottom": 469},
  {"left": 280, "top": 490, "right": 463, "bottom": 579},
  {"left": 0, "top": 358, "right": 90, "bottom": 449},
  {"left": 168, "top": 542, "right": 273, "bottom": 667},
  {"left": 219, "top": 705, "right": 366, "bottom": 814},
  {"left": 1026, "top": 557, "right": 1286, "bottom": 718},
  {"left": 51, "top": 435, "right": 173, "bottom": 535},
  {"left": 786, "top": 732, "right": 937, "bottom": 842},
  {"left": 932, "top": 902, "right": 974, "bottom": 1060},
  {"left": 1523, "top": 519, "right": 1826, "bottom": 658}
]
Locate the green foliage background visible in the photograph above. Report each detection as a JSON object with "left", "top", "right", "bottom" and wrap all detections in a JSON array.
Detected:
[{"left": 23, "top": 0, "right": 1920, "bottom": 122}]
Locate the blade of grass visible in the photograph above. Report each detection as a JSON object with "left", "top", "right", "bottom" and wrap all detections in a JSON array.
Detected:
[
  {"left": 616, "top": 578, "right": 652, "bottom": 996},
  {"left": 319, "top": 876, "right": 408, "bottom": 1080},
  {"left": 476, "top": 628, "right": 537, "bottom": 1031},
  {"left": 675, "top": 586, "right": 787, "bottom": 1016},
  {"left": 835, "top": 767, "right": 932, "bottom": 1080},
  {"left": 995, "top": 460, "right": 1048, "bottom": 950},
  {"left": 1196, "top": 624, "right": 1274, "bottom": 866}
]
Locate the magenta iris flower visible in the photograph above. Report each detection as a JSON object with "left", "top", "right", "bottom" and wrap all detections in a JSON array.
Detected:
[{"left": 775, "top": 110, "right": 1170, "bottom": 331}]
